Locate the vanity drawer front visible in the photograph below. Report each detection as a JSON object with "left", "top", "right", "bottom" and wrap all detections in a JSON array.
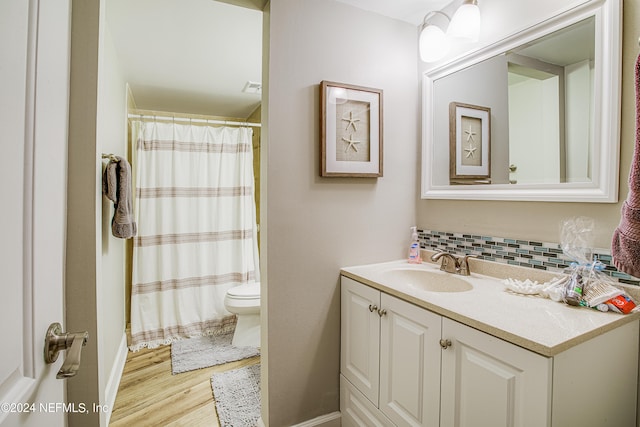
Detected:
[{"left": 341, "top": 375, "right": 396, "bottom": 427}]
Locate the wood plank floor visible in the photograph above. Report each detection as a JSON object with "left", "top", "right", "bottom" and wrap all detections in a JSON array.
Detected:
[{"left": 109, "top": 344, "right": 260, "bottom": 427}]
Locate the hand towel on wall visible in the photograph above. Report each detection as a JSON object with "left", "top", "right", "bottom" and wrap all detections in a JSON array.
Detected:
[
  {"left": 102, "top": 156, "right": 137, "bottom": 239},
  {"left": 612, "top": 53, "right": 640, "bottom": 278}
]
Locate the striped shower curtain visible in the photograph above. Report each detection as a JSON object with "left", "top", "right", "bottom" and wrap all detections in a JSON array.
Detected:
[{"left": 129, "top": 120, "right": 260, "bottom": 351}]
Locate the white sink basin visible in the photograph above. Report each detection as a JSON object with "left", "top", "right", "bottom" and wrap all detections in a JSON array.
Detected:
[{"left": 380, "top": 267, "right": 473, "bottom": 293}]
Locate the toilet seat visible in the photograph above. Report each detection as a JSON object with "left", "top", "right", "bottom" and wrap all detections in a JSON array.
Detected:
[
  {"left": 224, "top": 282, "right": 261, "bottom": 347},
  {"left": 225, "top": 283, "right": 260, "bottom": 315},
  {"left": 226, "top": 283, "right": 260, "bottom": 300}
]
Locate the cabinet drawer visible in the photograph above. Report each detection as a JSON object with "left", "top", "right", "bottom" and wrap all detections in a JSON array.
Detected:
[{"left": 341, "top": 375, "right": 396, "bottom": 427}]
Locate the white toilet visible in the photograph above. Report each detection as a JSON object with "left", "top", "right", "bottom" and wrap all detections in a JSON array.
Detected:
[{"left": 224, "top": 282, "right": 261, "bottom": 348}]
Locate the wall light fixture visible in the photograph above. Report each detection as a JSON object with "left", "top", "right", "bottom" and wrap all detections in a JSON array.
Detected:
[
  {"left": 419, "top": 11, "right": 450, "bottom": 63},
  {"left": 447, "top": 0, "right": 481, "bottom": 42},
  {"left": 419, "top": 0, "right": 481, "bottom": 63}
]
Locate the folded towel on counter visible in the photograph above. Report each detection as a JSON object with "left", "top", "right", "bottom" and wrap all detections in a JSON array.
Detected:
[
  {"left": 102, "top": 156, "right": 137, "bottom": 239},
  {"left": 612, "top": 53, "right": 640, "bottom": 278}
]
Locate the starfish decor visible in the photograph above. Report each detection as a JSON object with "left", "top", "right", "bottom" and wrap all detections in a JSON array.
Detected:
[
  {"left": 342, "top": 111, "right": 360, "bottom": 131},
  {"left": 342, "top": 134, "right": 361, "bottom": 153},
  {"left": 464, "top": 124, "right": 476, "bottom": 143},
  {"left": 464, "top": 143, "right": 477, "bottom": 158}
]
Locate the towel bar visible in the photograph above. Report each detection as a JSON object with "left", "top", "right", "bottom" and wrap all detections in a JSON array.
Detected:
[{"left": 101, "top": 153, "right": 119, "bottom": 162}]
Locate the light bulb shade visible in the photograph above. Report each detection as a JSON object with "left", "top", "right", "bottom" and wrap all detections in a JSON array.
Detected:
[
  {"left": 419, "top": 25, "right": 449, "bottom": 62},
  {"left": 447, "top": 3, "right": 481, "bottom": 42}
]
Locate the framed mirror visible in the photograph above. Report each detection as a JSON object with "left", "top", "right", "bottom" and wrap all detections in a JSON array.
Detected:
[{"left": 421, "top": 0, "right": 621, "bottom": 202}]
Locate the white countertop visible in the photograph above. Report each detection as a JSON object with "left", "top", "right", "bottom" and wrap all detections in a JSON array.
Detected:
[{"left": 341, "top": 259, "right": 640, "bottom": 357}]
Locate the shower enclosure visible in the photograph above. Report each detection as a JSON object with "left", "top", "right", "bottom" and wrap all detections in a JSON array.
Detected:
[{"left": 128, "top": 117, "right": 260, "bottom": 351}]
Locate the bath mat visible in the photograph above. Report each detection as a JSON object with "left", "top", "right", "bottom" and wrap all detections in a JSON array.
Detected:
[
  {"left": 211, "top": 364, "right": 261, "bottom": 427},
  {"left": 171, "top": 333, "right": 260, "bottom": 374}
]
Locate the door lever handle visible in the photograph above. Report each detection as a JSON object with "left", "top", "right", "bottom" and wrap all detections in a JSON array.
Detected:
[{"left": 44, "top": 322, "right": 88, "bottom": 379}]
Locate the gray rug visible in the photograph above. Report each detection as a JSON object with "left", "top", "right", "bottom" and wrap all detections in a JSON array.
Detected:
[
  {"left": 171, "top": 333, "right": 260, "bottom": 374},
  {"left": 211, "top": 364, "right": 261, "bottom": 427}
]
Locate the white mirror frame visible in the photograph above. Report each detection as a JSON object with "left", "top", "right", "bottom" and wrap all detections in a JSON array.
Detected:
[{"left": 421, "top": 0, "right": 621, "bottom": 202}]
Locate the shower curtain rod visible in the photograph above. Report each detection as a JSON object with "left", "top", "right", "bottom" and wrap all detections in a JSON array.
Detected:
[{"left": 128, "top": 113, "right": 261, "bottom": 128}]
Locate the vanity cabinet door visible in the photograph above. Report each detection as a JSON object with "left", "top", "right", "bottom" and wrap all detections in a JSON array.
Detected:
[
  {"left": 379, "top": 293, "right": 442, "bottom": 427},
  {"left": 341, "top": 277, "right": 381, "bottom": 406},
  {"left": 440, "top": 318, "right": 552, "bottom": 427}
]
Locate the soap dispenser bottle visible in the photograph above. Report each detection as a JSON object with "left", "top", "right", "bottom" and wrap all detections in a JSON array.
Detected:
[{"left": 408, "top": 226, "right": 422, "bottom": 264}]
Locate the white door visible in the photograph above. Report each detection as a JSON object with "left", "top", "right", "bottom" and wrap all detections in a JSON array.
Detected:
[
  {"left": 341, "top": 277, "right": 381, "bottom": 406},
  {"left": 0, "top": 1, "right": 71, "bottom": 426},
  {"left": 379, "top": 294, "right": 441, "bottom": 427},
  {"left": 440, "top": 318, "right": 552, "bottom": 427}
]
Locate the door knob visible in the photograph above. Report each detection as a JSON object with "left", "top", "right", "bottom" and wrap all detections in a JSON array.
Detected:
[
  {"left": 368, "top": 304, "right": 378, "bottom": 312},
  {"left": 44, "top": 322, "right": 88, "bottom": 379}
]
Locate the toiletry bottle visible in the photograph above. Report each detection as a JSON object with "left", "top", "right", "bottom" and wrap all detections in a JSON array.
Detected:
[
  {"left": 408, "top": 226, "right": 422, "bottom": 264},
  {"left": 563, "top": 272, "right": 584, "bottom": 306}
]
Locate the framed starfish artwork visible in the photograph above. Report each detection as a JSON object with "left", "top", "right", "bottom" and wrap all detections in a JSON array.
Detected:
[
  {"left": 449, "top": 102, "right": 491, "bottom": 183},
  {"left": 320, "top": 81, "right": 383, "bottom": 177}
]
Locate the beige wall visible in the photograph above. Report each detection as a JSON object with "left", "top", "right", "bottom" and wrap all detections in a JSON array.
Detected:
[
  {"left": 66, "top": 1, "right": 102, "bottom": 425},
  {"left": 264, "top": 0, "right": 419, "bottom": 424},
  {"left": 417, "top": 0, "right": 636, "bottom": 249},
  {"left": 247, "top": 105, "right": 262, "bottom": 243},
  {"left": 97, "top": 23, "right": 128, "bottom": 417},
  {"left": 67, "top": 0, "right": 127, "bottom": 425}
]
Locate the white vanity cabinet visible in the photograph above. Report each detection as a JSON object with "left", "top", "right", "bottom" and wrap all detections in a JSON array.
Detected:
[
  {"left": 341, "top": 276, "right": 441, "bottom": 426},
  {"left": 340, "top": 275, "right": 639, "bottom": 427}
]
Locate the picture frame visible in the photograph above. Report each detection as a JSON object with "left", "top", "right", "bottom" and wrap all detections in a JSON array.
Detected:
[
  {"left": 449, "top": 102, "right": 491, "bottom": 182},
  {"left": 320, "top": 81, "right": 383, "bottom": 177}
]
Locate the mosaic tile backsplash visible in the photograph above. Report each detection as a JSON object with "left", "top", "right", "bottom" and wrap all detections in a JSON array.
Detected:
[{"left": 418, "top": 229, "right": 640, "bottom": 286}]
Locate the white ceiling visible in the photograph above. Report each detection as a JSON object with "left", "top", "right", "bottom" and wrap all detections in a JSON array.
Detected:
[
  {"left": 106, "top": 0, "right": 443, "bottom": 118},
  {"left": 335, "top": 0, "right": 451, "bottom": 26},
  {"left": 107, "top": 0, "right": 263, "bottom": 118}
]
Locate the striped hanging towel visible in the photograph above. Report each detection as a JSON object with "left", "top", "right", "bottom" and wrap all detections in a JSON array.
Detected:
[
  {"left": 102, "top": 156, "right": 137, "bottom": 239},
  {"left": 612, "top": 53, "right": 640, "bottom": 278}
]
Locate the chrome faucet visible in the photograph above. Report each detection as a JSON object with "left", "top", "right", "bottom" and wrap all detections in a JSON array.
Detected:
[{"left": 430, "top": 250, "right": 475, "bottom": 276}]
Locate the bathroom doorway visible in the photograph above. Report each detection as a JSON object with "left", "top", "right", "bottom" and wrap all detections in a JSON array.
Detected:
[{"left": 103, "top": 0, "right": 264, "bottom": 424}]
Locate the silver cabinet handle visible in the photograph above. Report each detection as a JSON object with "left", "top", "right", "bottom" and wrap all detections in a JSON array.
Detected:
[
  {"left": 377, "top": 308, "right": 387, "bottom": 317},
  {"left": 368, "top": 304, "right": 378, "bottom": 312},
  {"left": 439, "top": 339, "right": 452, "bottom": 350},
  {"left": 44, "top": 322, "right": 88, "bottom": 379}
]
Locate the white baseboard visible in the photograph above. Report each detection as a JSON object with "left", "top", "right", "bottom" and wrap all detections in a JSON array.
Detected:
[
  {"left": 290, "top": 411, "right": 341, "bottom": 427},
  {"left": 101, "top": 332, "right": 128, "bottom": 426}
]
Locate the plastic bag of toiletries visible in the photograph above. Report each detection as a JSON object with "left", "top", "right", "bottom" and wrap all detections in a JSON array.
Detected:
[
  {"left": 560, "top": 216, "right": 595, "bottom": 266},
  {"left": 560, "top": 217, "right": 639, "bottom": 313}
]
